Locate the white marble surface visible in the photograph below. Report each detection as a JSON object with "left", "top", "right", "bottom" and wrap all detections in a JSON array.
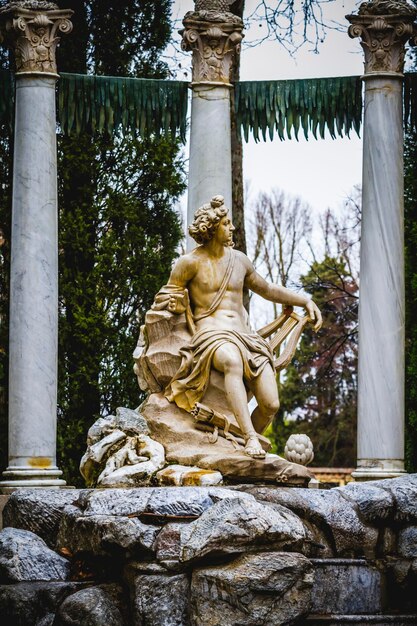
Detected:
[
  {"left": 186, "top": 84, "right": 233, "bottom": 250},
  {"left": 355, "top": 75, "right": 405, "bottom": 478},
  {"left": 1, "top": 76, "right": 65, "bottom": 487}
]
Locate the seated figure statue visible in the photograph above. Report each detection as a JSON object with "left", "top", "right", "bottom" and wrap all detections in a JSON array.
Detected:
[{"left": 139, "top": 195, "right": 322, "bottom": 464}]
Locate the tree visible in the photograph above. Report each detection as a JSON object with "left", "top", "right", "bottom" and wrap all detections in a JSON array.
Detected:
[
  {"left": 404, "top": 127, "right": 417, "bottom": 472},
  {"left": 0, "top": 45, "right": 12, "bottom": 473},
  {"left": 247, "top": 188, "right": 312, "bottom": 326},
  {"left": 0, "top": 0, "right": 186, "bottom": 485},
  {"left": 268, "top": 192, "right": 360, "bottom": 467}
]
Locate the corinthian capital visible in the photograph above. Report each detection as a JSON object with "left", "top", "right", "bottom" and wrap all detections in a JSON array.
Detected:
[
  {"left": 181, "top": 0, "right": 244, "bottom": 85},
  {"left": 347, "top": 0, "right": 417, "bottom": 74},
  {"left": 0, "top": 1, "right": 73, "bottom": 77}
]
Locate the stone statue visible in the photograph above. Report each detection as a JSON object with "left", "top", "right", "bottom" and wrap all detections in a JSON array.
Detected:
[
  {"left": 159, "top": 195, "right": 321, "bottom": 458},
  {"left": 133, "top": 195, "right": 322, "bottom": 486}
]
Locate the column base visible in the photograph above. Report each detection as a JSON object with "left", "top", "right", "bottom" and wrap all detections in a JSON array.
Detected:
[
  {"left": 0, "top": 466, "right": 66, "bottom": 492},
  {"left": 352, "top": 459, "right": 406, "bottom": 481}
]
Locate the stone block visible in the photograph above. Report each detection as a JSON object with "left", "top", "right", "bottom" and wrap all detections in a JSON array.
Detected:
[
  {"left": 54, "top": 585, "right": 126, "bottom": 626},
  {"left": 57, "top": 505, "right": 159, "bottom": 558},
  {"left": 129, "top": 573, "right": 190, "bottom": 626},
  {"left": 0, "top": 527, "right": 70, "bottom": 583},
  {"left": 310, "top": 559, "right": 384, "bottom": 615},
  {"left": 240, "top": 486, "right": 378, "bottom": 558},
  {"left": 398, "top": 527, "right": 417, "bottom": 558},
  {"left": 190, "top": 551, "right": 313, "bottom": 626},
  {"left": 0, "top": 582, "right": 86, "bottom": 626},
  {"left": 3, "top": 489, "right": 83, "bottom": 548},
  {"left": 178, "top": 496, "right": 307, "bottom": 563}
]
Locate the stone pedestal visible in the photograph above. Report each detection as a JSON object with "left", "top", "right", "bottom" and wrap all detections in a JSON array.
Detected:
[
  {"left": 181, "top": 2, "right": 243, "bottom": 249},
  {"left": 0, "top": 2, "right": 73, "bottom": 490},
  {"left": 347, "top": 1, "right": 417, "bottom": 480}
]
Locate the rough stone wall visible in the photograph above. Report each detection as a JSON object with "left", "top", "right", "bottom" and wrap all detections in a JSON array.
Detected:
[{"left": 1, "top": 476, "right": 417, "bottom": 625}]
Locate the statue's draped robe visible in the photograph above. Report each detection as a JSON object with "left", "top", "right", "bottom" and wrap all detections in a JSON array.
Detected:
[{"left": 165, "top": 328, "right": 275, "bottom": 412}]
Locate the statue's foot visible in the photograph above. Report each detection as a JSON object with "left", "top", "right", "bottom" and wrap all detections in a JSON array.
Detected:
[{"left": 244, "top": 434, "right": 266, "bottom": 459}]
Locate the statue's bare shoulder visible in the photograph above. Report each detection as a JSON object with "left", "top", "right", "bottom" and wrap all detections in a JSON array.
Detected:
[{"left": 168, "top": 250, "right": 200, "bottom": 287}]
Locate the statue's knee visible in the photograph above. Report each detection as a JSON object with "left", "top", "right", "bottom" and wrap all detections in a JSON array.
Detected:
[
  {"left": 218, "top": 346, "right": 243, "bottom": 375},
  {"left": 265, "top": 397, "right": 280, "bottom": 416}
]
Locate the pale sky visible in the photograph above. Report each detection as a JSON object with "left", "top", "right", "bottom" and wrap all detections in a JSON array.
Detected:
[{"left": 170, "top": 0, "right": 364, "bottom": 220}]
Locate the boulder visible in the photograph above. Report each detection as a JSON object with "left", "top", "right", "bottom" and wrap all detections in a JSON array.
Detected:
[
  {"left": 339, "top": 481, "right": 394, "bottom": 523},
  {"left": 57, "top": 506, "right": 159, "bottom": 558},
  {"left": 127, "top": 573, "right": 189, "bottom": 626},
  {"left": 0, "top": 582, "right": 85, "bottom": 626},
  {"left": 0, "top": 528, "right": 70, "bottom": 583},
  {"left": 54, "top": 585, "right": 125, "bottom": 626},
  {"left": 239, "top": 485, "right": 378, "bottom": 558},
  {"left": 76, "top": 486, "right": 253, "bottom": 521},
  {"left": 156, "top": 465, "right": 223, "bottom": 487},
  {"left": 3, "top": 489, "right": 83, "bottom": 549},
  {"left": 190, "top": 552, "right": 313, "bottom": 626},
  {"left": 178, "top": 496, "right": 307, "bottom": 563},
  {"left": 398, "top": 526, "right": 417, "bottom": 558}
]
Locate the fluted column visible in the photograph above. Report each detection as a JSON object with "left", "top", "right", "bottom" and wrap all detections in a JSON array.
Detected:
[
  {"left": 0, "top": 1, "right": 73, "bottom": 490},
  {"left": 347, "top": 0, "right": 417, "bottom": 480},
  {"left": 181, "top": 0, "right": 243, "bottom": 249}
]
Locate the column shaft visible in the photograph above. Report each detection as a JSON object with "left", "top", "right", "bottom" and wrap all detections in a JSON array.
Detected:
[
  {"left": 1, "top": 76, "right": 65, "bottom": 488},
  {"left": 354, "top": 75, "right": 406, "bottom": 479},
  {"left": 187, "top": 84, "right": 233, "bottom": 249}
]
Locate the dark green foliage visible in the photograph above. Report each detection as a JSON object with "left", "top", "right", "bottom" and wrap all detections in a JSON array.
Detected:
[
  {"left": 54, "top": 0, "right": 185, "bottom": 486},
  {"left": 0, "top": 48, "right": 11, "bottom": 475},
  {"left": 405, "top": 128, "right": 417, "bottom": 472},
  {"left": 273, "top": 257, "right": 358, "bottom": 467}
]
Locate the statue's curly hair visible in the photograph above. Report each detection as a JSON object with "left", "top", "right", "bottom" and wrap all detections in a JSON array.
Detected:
[{"left": 188, "top": 195, "right": 228, "bottom": 244}]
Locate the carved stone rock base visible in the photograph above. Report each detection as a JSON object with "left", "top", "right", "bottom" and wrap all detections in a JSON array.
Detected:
[{"left": 142, "top": 393, "right": 312, "bottom": 486}]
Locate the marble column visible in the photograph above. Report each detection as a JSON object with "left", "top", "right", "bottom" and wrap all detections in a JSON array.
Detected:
[
  {"left": 0, "top": 1, "right": 73, "bottom": 489},
  {"left": 181, "top": 1, "right": 243, "bottom": 249},
  {"left": 347, "top": 0, "right": 417, "bottom": 480}
]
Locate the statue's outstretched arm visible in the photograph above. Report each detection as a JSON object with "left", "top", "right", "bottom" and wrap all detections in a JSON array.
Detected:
[{"left": 245, "top": 265, "right": 322, "bottom": 331}]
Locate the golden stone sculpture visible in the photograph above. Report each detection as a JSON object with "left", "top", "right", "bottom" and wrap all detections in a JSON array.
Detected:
[{"left": 135, "top": 195, "right": 322, "bottom": 485}]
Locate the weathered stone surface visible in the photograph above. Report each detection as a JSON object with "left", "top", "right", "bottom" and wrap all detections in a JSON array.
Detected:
[
  {"left": 376, "top": 475, "right": 417, "bottom": 522},
  {"left": 78, "top": 487, "right": 253, "bottom": 520},
  {"left": 0, "top": 528, "right": 70, "bottom": 583},
  {"left": 3, "top": 489, "right": 83, "bottom": 548},
  {"left": 190, "top": 552, "right": 313, "bottom": 626},
  {"left": 57, "top": 506, "right": 159, "bottom": 558},
  {"left": 239, "top": 485, "right": 378, "bottom": 557},
  {"left": 143, "top": 393, "right": 312, "bottom": 485},
  {"left": 398, "top": 526, "right": 417, "bottom": 558},
  {"left": 178, "top": 496, "right": 307, "bottom": 563},
  {"left": 0, "top": 582, "right": 85, "bottom": 626},
  {"left": 339, "top": 481, "right": 394, "bottom": 523},
  {"left": 154, "top": 523, "right": 186, "bottom": 563},
  {"left": 310, "top": 559, "right": 384, "bottom": 615},
  {"left": 54, "top": 585, "right": 125, "bottom": 626},
  {"left": 156, "top": 465, "right": 223, "bottom": 487},
  {"left": 128, "top": 573, "right": 189, "bottom": 626}
]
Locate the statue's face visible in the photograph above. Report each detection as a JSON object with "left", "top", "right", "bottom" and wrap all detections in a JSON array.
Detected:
[{"left": 214, "top": 214, "right": 235, "bottom": 247}]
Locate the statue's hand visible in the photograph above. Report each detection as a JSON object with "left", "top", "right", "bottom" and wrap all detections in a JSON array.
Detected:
[
  {"left": 305, "top": 299, "right": 322, "bottom": 332},
  {"left": 151, "top": 287, "right": 188, "bottom": 314}
]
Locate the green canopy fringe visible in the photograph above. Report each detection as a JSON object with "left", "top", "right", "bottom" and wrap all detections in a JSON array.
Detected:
[
  {"left": 59, "top": 73, "right": 188, "bottom": 141},
  {"left": 2, "top": 71, "right": 417, "bottom": 141},
  {"left": 235, "top": 76, "right": 363, "bottom": 142}
]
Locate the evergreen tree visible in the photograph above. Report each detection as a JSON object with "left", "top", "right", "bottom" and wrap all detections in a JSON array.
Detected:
[
  {"left": 0, "top": 0, "right": 186, "bottom": 484},
  {"left": 404, "top": 128, "right": 417, "bottom": 472},
  {"left": 0, "top": 46, "right": 11, "bottom": 473}
]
